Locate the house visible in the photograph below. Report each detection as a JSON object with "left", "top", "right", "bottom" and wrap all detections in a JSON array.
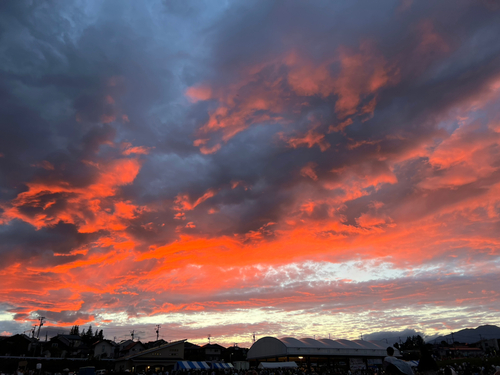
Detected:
[
  {"left": 0, "top": 334, "right": 35, "bottom": 356},
  {"left": 223, "top": 345, "right": 249, "bottom": 363},
  {"left": 49, "top": 334, "right": 89, "bottom": 358},
  {"left": 201, "top": 343, "right": 226, "bottom": 361},
  {"left": 184, "top": 342, "right": 203, "bottom": 360},
  {"left": 118, "top": 340, "right": 146, "bottom": 358},
  {"left": 93, "top": 339, "right": 118, "bottom": 359},
  {"left": 115, "top": 339, "right": 185, "bottom": 373}
]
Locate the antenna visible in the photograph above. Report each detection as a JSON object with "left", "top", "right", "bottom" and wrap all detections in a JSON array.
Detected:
[
  {"left": 156, "top": 325, "right": 161, "bottom": 341},
  {"left": 130, "top": 330, "right": 135, "bottom": 341},
  {"left": 208, "top": 334, "right": 211, "bottom": 344},
  {"left": 37, "top": 317, "right": 45, "bottom": 339}
]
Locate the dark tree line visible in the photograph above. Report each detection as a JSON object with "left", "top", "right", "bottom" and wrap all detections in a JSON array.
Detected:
[
  {"left": 69, "top": 325, "right": 104, "bottom": 345},
  {"left": 394, "top": 335, "right": 425, "bottom": 351}
]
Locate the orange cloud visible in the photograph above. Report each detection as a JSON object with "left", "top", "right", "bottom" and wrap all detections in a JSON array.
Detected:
[
  {"left": 3, "top": 4, "right": 500, "bottom": 343},
  {"left": 186, "top": 85, "right": 213, "bottom": 102},
  {"left": 330, "top": 42, "right": 398, "bottom": 119},
  {"left": 284, "top": 129, "right": 330, "bottom": 152},
  {"left": 121, "top": 142, "right": 153, "bottom": 155},
  {"left": 189, "top": 42, "right": 399, "bottom": 153},
  {"left": 173, "top": 188, "right": 218, "bottom": 212},
  {"left": 356, "top": 212, "right": 394, "bottom": 229},
  {"left": 301, "top": 163, "right": 318, "bottom": 181},
  {"left": 1, "top": 153, "right": 144, "bottom": 234}
]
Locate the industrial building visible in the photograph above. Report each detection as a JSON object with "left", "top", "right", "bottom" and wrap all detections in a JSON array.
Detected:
[{"left": 247, "top": 337, "right": 400, "bottom": 370}]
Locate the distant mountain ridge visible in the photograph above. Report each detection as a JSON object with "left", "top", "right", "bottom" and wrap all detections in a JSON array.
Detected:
[{"left": 429, "top": 325, "right": 500, "bottom": 344}]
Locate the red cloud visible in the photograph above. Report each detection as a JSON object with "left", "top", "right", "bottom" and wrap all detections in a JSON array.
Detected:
[
  {"left": 121, "top": 142, "right": 154, "bottom": 156},
  {"left": 173, "top": 188, "right": 218, "bottom": 212},
  {"left": 1, "top": 157, "right": 144, "bottom": 233},
  {"left": 283, "top": 129, "right": 330, "bottom": 152},
  {"left": 1, "top": 13, "right": 500, "bottom": 342},
  {"left": 186, "top": 85, "right": 213, "bottom": 103},
  {"left": 189, "top": 42, "right": 399, "bottom": 153}
]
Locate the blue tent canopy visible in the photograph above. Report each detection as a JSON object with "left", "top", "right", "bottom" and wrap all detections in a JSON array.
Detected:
[
  {"left": 407, "top": 360, "right": 419, "bottom": 368},
  {"left": 211, "top": 363, "right": 233, "bottom": 369},
  {"left": 174, "top": 361, "right": 210, "bottom": 370}
]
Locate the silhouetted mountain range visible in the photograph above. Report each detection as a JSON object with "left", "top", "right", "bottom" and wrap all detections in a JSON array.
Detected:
[{"left": 429, "top": 325, "right": 500, "bottom": 344}]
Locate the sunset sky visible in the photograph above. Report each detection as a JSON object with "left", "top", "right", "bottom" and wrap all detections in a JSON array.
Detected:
[{"left": 1, "top": 0, "right": 500, "bottom": 347}]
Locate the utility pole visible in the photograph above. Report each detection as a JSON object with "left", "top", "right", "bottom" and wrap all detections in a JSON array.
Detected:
[
  {"left": 32, "top": 325, "right": 37, "bottom": 338},
  {"left": 37, "top": 317, "right": 45, "bottom": 339},
  {"left": 155, "top": 325, "right": 161, "bottom": 341},
  {"left": 252, "top": 333, "right": 256, "bottom": 344},
  {"left": 451, "top": 332, "right": 455, "bottom": 345},
  {"left": 130, "top": 330, "right": 135, "bottom": 341},
  {"left": 208, "top": 334, "right": 211, "bottom": 345}
]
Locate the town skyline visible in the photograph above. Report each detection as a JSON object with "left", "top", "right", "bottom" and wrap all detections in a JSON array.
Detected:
[
  {"left": 1, "top": 0, "right": 500, "bottom": 348},
  {"left": 7, "top": 324, "right": 500, "bottom": 350}
]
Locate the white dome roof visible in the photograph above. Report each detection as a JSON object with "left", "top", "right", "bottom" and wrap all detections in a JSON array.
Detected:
[{"left": 247, "top": 336, "right": 397, "bottom": 360}]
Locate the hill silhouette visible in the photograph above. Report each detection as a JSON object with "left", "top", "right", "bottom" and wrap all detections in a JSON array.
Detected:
[{"left": 429, "top": 325, "right": 500, "bottom": 344}]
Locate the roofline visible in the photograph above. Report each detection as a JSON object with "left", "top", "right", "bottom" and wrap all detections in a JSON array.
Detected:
[
  {"left": 248, "top": 337, "right": 399, "bottom": 360},
  {"left": 119, "top": 339, "right": 187, "bottom": 360}
]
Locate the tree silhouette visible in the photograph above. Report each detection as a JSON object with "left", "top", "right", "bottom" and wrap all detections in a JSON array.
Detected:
[
  {"left": 70, "top": 325, "right": 80, "bottom": 336},
  {"left": 396, "top": 335, "right": 425, "bottom": 351}
]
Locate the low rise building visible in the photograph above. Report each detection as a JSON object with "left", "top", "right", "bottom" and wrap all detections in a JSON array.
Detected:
[
  {"left": 115, "top": 339, "right": 185, "bottom": 373},
  {"left": 247, "top": 337, "right": 398, "bottom": 371}
]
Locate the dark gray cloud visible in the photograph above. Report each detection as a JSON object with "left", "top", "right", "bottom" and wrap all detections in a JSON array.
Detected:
[{"left": 0, "top": 0, "right": 500, "bottom": 344}]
